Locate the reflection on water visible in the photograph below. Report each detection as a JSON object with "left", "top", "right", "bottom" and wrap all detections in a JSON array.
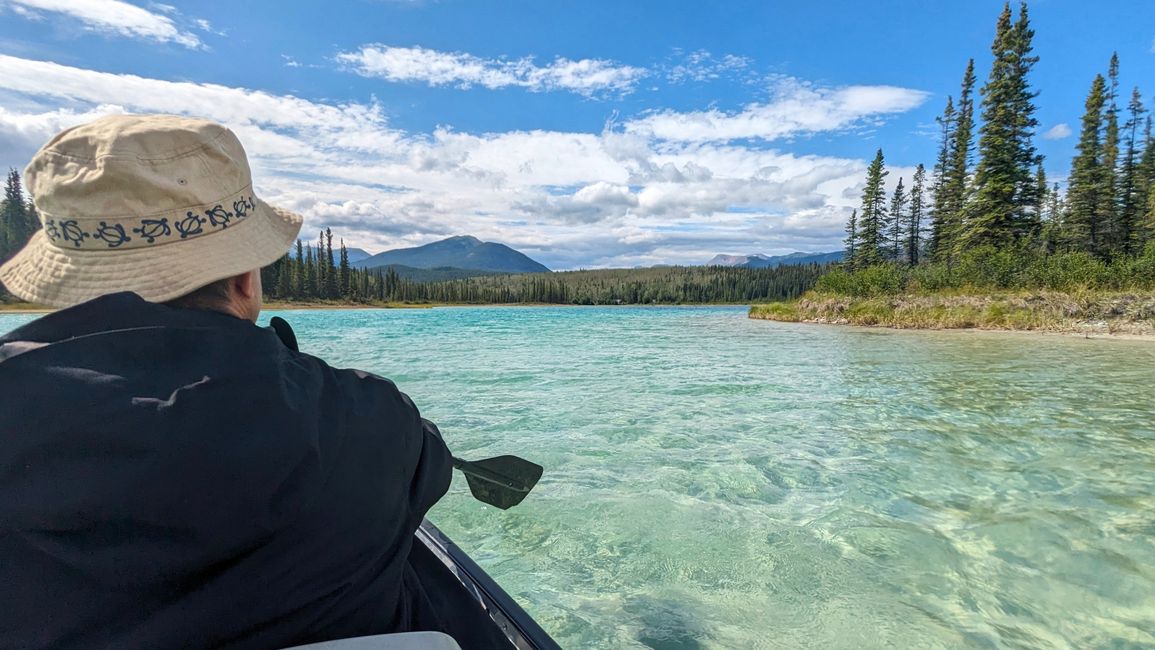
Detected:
[{"left": 4, "top": 307, "right": 1153, "bottom": 648}]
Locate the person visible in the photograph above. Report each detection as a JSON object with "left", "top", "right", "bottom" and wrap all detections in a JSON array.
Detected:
[{"left": 0, "top": 115, "right": 505, "bottom": 649}]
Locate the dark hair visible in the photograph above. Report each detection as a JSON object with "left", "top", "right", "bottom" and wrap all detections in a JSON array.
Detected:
[{"left": 164, "top": 277, "right": 233, "bottom": 311}]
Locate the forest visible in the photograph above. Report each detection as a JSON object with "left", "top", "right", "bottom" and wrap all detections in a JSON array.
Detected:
[
  {"left": 257, "top": 230, "right": 825, "bottom": 305},
  {"left": 837, "top": 2, "right": 1155, "bottom": 296}
]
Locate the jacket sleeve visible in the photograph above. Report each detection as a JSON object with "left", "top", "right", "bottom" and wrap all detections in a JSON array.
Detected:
[{"left": 348, "top": 370, "right": 454, "bottom": 524}]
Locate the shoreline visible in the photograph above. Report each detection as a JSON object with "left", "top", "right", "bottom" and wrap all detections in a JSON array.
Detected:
[{"left": 749, "top": 291, "right": 1155, "bottom": 341}]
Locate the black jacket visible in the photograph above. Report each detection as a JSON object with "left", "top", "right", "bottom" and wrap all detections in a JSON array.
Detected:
[{"left": 0, "top": 293, "right": 454, "bottom": 648}]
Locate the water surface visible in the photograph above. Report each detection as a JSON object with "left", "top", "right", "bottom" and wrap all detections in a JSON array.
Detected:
[{"left": 3, "top": 307, "right": 1153, "bottom": 649}]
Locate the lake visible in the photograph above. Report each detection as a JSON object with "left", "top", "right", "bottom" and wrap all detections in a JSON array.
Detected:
[{"left": 3, "top": 306, "right": 1154, "bottom": 649}]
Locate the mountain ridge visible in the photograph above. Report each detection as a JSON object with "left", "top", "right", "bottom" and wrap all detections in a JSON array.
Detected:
[
  {"left": 706, "top": 250, "right": 842, "bottom": 268},
  {"left": 352, "top": 235, "right": 550, "bottom": 274}
]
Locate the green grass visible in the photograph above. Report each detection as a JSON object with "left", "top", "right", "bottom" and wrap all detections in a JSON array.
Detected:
[{"left": 749, "top": 290, "right": 1155, "bottom": 335}]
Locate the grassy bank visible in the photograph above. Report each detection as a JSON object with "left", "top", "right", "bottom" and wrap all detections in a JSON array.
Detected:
[{"left": 750, "top": 290, "right": 1155, "bottom": 336}]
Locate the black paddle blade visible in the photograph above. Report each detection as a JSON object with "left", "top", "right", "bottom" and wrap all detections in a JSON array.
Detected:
[
  {"left": 269, "top": 316, "right": 299, "bottom": 352},
  {"left": 454, "top": 455, "right": 544, "bottom": 510}
]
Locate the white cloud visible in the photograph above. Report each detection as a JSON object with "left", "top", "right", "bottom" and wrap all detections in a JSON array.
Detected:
[
  {"left": 0, "top": 55, "right": 920, "bottom": 268},
  {"left": 626, "top": 76, "right": 929, "bottom": 142},
  {"left": 1043, "top": 123, "right": 1072, "bottom": 140},
  {"left": 665, "top": 50, "right": 751, "bottom": 84},
  {"left": 3, "top": 0, "right": 203, "bottom": 48},
  {"left": 336, "top": 45, "right": 647, "bottom": 97}
]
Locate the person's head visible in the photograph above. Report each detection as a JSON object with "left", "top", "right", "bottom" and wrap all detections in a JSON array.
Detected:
[
  {"left": 0, "top": 114, "right": 302, "bottom": 318},
  {"left": 164, "top": 270, "right": 263, "bottom": 322}
]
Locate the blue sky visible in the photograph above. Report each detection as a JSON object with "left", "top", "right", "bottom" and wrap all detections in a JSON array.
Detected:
[{"left": 1, "top": 0, "right": 1153, "bottom": 268}]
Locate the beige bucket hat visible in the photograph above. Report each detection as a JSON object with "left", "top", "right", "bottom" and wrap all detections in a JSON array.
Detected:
[{"left": 0, "top": 114, "right": 303, "bottom": 308}]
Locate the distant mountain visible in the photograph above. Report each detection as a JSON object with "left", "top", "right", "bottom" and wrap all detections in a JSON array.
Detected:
[
  {"left": 352, "top": 235, "right": 550, "bottom": 274},
  {"left": 705, "top": 250, "right": 843, "bottom": 268},
  {"left": 345, "top": 247, "right": 372, "bottom": 264},
  {"left": 290, "top": 246, "right": 372, "bottom": 263},
  {"left": 707, "top": 253, "right": 769, "bottom": 267}
]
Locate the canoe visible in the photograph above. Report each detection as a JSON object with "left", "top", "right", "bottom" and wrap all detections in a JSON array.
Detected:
[{"left": 415, "top": 519, "right": 561, "bottom": 650}]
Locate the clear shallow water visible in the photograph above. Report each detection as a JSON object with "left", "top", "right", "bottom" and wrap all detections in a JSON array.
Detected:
[{"left": 3, "top": 307, "right": 1154, "bottom": 649}]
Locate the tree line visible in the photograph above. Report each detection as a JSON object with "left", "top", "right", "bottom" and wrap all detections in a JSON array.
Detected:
[
  {"left": 262, "top": 233, "right": 827, "bottom": 304},
  {"left": 843, "top": 2, "right": 1155, "bottom": 278}
]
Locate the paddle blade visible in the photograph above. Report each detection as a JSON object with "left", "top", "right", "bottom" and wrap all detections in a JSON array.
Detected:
[{"left": 457, "top": 455, "right": 544, "bottom": 510}]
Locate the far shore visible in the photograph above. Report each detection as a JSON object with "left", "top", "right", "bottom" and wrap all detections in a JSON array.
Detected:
[{"left": 749, "top": 291, "right": 1155, "bottom": 341}]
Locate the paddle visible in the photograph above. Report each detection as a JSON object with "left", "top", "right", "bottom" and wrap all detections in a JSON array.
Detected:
[
  {"left": 453, "top": 455, "right": 544, "bottom": 510},
  {"left": 268, "top": 317, "right": 543, "bottom": 509}
]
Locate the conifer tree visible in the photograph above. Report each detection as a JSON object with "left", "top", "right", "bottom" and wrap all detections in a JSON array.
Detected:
[
  {"left": 339, "top": 239, "right": 351, "bottom": 298},
  {"left": 843, "top": 209, "right": 857, "bottom": 270},
  {"left": 1118, "top": 88, "right": 1146, "bottom": 254},
  {"left": 2, "top": 169, "right": 31, "bottom": 261},
  {"left": 304, "top": 244, "right": 317, "bottom": 298},
  {"left": 1065, "top": 74, "right": 1109, "bottom": 256},
  {"left": 963, "top": 2, "right": 1041, "bottom": 248},
  {"left": 324, "top": 228, "right": 338, "bottom": 299},
  {"left": 1100, "top": 53, "right": 1121, "bottom": 250},
  {"left": 943, "top": 60, "right": 976, "bottom": 232},
  {"left": 276, "top": 254, "right": 292, "bottom": 298},
  {"left": 906, "top": 165, "right": 926, "bottom": 265},
  {"left": 888, "top": 177, "right": 907, "bottom": 261},
  {"left": 856, "top": 150, "right": 889, "bottom": 266},
  {"left": 293, "top": 240, "right": 305, "bottom": 296},
  {"left": 929, "top": 96, "right": 956, "bottom": 261},
  {"left": 1139, "top": 116, "right": 1155, "bottom": 246}
]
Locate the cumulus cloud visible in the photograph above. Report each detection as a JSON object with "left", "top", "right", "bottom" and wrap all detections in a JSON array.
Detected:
[
  {"left": 1043, "top": 123, "right": 1072, "bottom": 140},
  {"left": 336, "top": 45, "right": 647, "bottom": 96},
  {"left": 3, "top": 0, "right": 204, "bottom": 48},
  {"left": 626, "top": 76, "right": 930, "bottom": 142},
  {"left": 0, "top": 55, "right": 918, "bottom": 268}
]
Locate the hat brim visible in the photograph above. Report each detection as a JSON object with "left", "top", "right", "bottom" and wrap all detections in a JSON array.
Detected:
[{"left": 0, "top": 198, "right": 303, "bottom": 309}]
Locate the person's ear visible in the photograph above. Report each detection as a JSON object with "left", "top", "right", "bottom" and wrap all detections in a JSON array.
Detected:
[{"left": 232, "top": 269, "right": 257, "bottom": 301}]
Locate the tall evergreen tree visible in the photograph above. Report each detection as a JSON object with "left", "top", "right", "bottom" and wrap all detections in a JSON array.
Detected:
[
  {"left": 2, "top": 169, "right": 31, "bottom": 261},
  {"left": 943, "top": 60, "right": 976, "bottom": 234},
  {"left": 339, "top": 239, "right": 351, "bottom": 297},
  {"left": 856, "top": 149, "right": 889, "bottom": 266},
  {"left": 324, "top": 228, "right": 338, "bottom": 299},
  {"left": 963, "top": 2, "right": 1041, "bottom": 248},
  {"left": 304, "top": 244, "right": 317, "bottom": 298},
  {"left": 906, "top": 164, "right": 926, "bottom": 266},
  {"left": 293, "top": 240, "right": 305, "bottom": 296},
  {"left": 1139, "top": 115, "right": 1155, "bottom": 247},
  {"left": 929, "top": 96, "right": 956, "bottom": 261},
  {"left": 1118, "top": 88, "right": 1146, "bottom": 254},
  {"left": 1100, "top": 53, "right": 1121, "bottom": 251},
  {"left": 1065, "top": 74, "right": 1110, "bottom": 256},
  {"left": 888, "top": 177, "right": 907, "bottom": 261},
  {"left": 843, "top": 209, "right": 857, "bottom": 270}
]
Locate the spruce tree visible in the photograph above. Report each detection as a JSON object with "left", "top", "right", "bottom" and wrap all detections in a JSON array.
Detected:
[
  {"left": 944, "top": 60, "right": 976, "bottom": 232},
  {"left": 324, "top": 228, "right": 338, "bottom": 299},
  {"left": 856, "top": 150, "right": 889, "bottom": 266},
  {"left": 907, "top": 164, "right": 926, "bottom": 265},
  {"left": 844, "top": 209, "right": 857, "bottom": 269},
  {"left": 963, "top": 2, "right": 1041, "bottom": 248},
  {"left": 929, "top": 96, "right": 956, "bottom": 261},
  {"left": 339, "top": 239, "right": 351, "bottom": 298},
  {"left": 1100, "top": 53, "right": 1121, "bottom": 251},
  {"left": 304, "top": 244, "right": 317, "bottom": 299},
  {"left": 293, "top": 240, "right": 305, "bottom": 297},
  {"left": 888, "top": 177, "right": 907, "bottom": 261},
  {"left": 2, "top": 169, "right": 31, "bottom": 261},
  {"left": 1139, "top": 116, "right": 1155, "bottom": 247},
  {"left": 1065, "top": 74, "right": 1109, "bottom": 256},
  {"left": 1118, "top": 88, "right": 1146, "bottom": 254}
]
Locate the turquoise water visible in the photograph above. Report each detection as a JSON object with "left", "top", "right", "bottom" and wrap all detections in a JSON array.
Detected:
[{"left": 3, "top": 307, "right": 1154, "bottom": 648}]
